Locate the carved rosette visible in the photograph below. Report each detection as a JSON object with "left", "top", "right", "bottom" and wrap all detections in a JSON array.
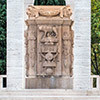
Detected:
[{"left": 25, "top": 6, "right": 74, "bottom": 77}]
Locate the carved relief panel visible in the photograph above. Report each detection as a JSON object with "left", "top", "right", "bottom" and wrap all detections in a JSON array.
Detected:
[
  {"left": 37, "top": 26, "right": 62, "bottom": 76},
  {"left": 25, "top": 6, "right": 74, "bottom": 89}
]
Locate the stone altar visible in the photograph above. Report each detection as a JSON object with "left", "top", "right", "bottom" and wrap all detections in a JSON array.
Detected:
[{"left": 25, "top": 6, "right": 74, "bottom": 89}]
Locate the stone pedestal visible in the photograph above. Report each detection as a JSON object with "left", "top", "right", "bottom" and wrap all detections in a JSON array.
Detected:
[{"left": 26, "top": 77, "right": 73, "bottom": 89}]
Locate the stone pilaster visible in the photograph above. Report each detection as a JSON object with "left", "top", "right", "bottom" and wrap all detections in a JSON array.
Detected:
[
  {"left": 73, "top": 0, "right": 91, "bottom": 90},
  {"left": 7, "top": 0, "right": 25, "bottom": 90}
]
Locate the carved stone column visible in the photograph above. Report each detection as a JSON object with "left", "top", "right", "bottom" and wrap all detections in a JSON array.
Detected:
[{"left": 25, "top": 6, "right": 74, "bottom": 89}]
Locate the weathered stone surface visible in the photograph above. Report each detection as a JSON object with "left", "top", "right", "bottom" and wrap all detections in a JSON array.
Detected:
[
  {"left": 26, "top": 77, "right": 73, "bottom": 89},
  {"left": 25, "top": 6, "right": 74, "bottom": 89}
]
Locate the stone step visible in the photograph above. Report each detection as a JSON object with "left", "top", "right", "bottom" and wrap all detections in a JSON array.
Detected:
[
  {"left": 0, "top": 90, "right": 100, "bottom": 96},
  {"left": 0, "top": 95, "right": 100, "bottom": 100},
  {"left": 0, "top": 90, "right": 100, "bottom": 100}
]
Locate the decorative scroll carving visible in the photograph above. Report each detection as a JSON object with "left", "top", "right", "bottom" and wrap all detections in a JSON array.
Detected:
[
  {"left": 26, "top": 5, "right": 72, "bottom": 18},
  {"left": 63, "top": 6, "right": 72, "bottom": 18},
  {"left": 26, "top": 6, "right": 39, "bottom": 18}
]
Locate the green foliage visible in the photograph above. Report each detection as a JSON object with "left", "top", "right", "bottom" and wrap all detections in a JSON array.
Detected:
[
  {"left": 91, "top": 0, "right": 100, "bottom": 75},
  {"left": 0, "top": 0, "right": 6, "bottom": 74},
  {"left": 34, "top": 0, "right": 66, "bottom": 5}
]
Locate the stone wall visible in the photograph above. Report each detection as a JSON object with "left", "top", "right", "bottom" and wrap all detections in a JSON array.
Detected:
[
  {"left": 65, "top": 0, "right": 91, "bottom": 90},
  {"left": 73, "top": 0, "right": 91, "bottom": 90},
  {"left": 7, "top": 0, "right": 25, "bottom": 90}
]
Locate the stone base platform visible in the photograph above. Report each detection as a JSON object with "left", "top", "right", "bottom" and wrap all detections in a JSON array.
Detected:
[{"left": 0, "top": 90, "right": 100, "bottom": 100}]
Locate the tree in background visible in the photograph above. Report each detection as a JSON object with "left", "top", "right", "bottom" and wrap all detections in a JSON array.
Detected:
[
  {"left": 0, "top": 0, "right": 6, "bottom": 74},
  {"left": 34, "top": 0, "right": 66, "bottom": 5},
  {"left": 91, "top": 0, "right": 100, "bottom": 75}
]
